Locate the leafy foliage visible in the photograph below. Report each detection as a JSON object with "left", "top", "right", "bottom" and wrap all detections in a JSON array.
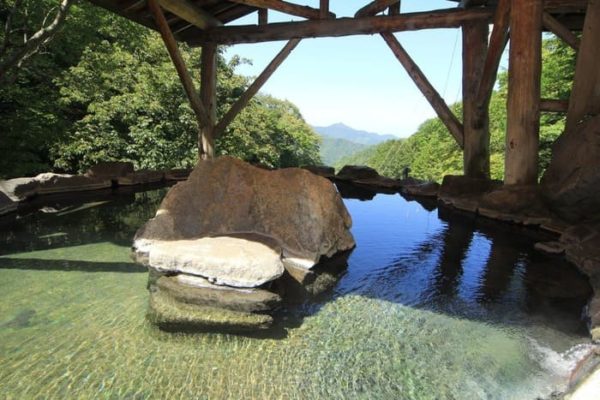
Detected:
[{"left": 0, "top": 1, "right": 320, "bottom": 178}]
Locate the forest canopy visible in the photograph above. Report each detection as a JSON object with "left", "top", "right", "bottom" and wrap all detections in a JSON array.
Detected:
[{"left": 0, "top": 0, "right": 321, "bottom": 178}]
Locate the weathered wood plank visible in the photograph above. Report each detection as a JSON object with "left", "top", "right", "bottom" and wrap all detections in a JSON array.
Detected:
[
  {"left": 148, "top": 0, "right": 209, "bottom": 132},
  {"left": 228, "top": 0, "right": 334, "bottom": 20},
  {"left": 185, "top": 8, "right": 493, "bottom": 45},
  {"left": 566, "top": 0, "right": 600, "bottom": 132},
  {"left": 475, "top": 0, "right": 509, "bottom": 123},
  {"left": 540, "top": 99, "right": 569, "bottom": 113},
  {"left": 200, "top": 42, "right": 218, "bottom": 159},
  {"left": 157, "top": 0, "right": 222, "bottom": 29},
  {"left": 320, "top": 0, "right": 329, "bottom": 19},
  {"left": 258, "top": 8, "right": 268, "bottom": 25},
  {"left": 463, "top": 20, "right": 490, "bottom": 178},
  {"left": 542, "top": 11, "right": 580, "bottom": 50},
  {"left": 389, "top": 1, "right": 401, "bottom": 16},
  {"left": 504, "top": 0, "right": 543, "bottom": 185},
  {"left": 381, "top": 32, "right": 464, "bottom": 148},
  {"left": 355, "top": 0, "right": 400, "bottom": 17},
  {"left": 214, "top": 39, "right": 301, "bottom": 138}
]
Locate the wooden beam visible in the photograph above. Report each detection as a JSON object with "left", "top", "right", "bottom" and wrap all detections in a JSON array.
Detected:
[
  {"left": 381, "top": 32, "right": 464, "bottom": 148},
  {"left": 228, "top": 0, "right": 334, "bottom": 20},
  {"left": 475, "top": 0, "right": 510, "bottom": 125},
  {"left": 157, "top": 0, "right": 222, "bottom": 29},
  {"left": 185, "top": 8, "right": 493, "bottom": 45},
  {"left": 542, "top": 11, "right": 580, "bottom": 50},
  {"left": 565, "top": 0, "right": 600, "bottom": 131},
  {"left": 200, "top": 42, "right": 217, "bottom": 159},
  {"left": 504, "top": 0, "right": 543, "bottom": 185},
  {"left": 463, "top": 20, "right": 490, "bottom": 179},
  {"left": 540, "top": 99, "right": 569, "bottom": 113},
  {"left": 356, "top": 0, "right": 401, "bottom": 17},
  {"left": 320, "top": 0, "right": 329, "bottom": 19},
  {"left": 389, "top": 1, "right": 401, "bottom": 16},
  {"left": 258, "top": 8, "right": 268, "bottom": 25},
  {"left": 147, "top": 0, "right": 209, "bottom": 130},
  {"left": 214, "top": 39, "right": 301, "bottom": 138}
]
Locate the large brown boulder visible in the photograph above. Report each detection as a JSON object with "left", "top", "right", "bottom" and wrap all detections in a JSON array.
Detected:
[
  {"left": 541, "top": 114, "right": 600, "bottom": 222},
  {"left": 134, "top": 156, "right": 355, "bottom": 268}
]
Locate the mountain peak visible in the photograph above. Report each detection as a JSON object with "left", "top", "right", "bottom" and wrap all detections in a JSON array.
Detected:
[{"left": 312, "top": 123, "right": 396, "bottom": 146}]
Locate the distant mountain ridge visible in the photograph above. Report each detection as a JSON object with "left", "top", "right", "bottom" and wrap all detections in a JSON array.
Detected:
[{"left": 313, "top": 123, "right": 396, "bottom": 146}]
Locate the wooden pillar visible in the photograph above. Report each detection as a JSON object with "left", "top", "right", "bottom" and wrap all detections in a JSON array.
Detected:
[
  {"left": 504, "top": 0, "right": 542, "bottom": 185},
  {"left": 200, "top": 42, "right": 217, "bottom": 159},
  {"left": 319, "top": 0, "right": 329, "bottom": 19},
  {"left": 565, "top": 0, "right": 600, "bottom": 132},
  {"left": 462, "top": 20, "right": 490, "bottom": 179}
]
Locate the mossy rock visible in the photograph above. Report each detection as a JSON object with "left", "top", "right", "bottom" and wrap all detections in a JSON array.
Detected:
[{"left": 148, "top": 290, "right": 273, "bottom": 332}]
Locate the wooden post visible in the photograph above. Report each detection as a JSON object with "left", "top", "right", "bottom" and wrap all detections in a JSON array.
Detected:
[
  {"left": 462, "top": 20, "right": 490, "bottom": 179},
  {"left": 504, "top": 0, "right": 542, "bottom": 185},
  {"left": 320, "top": 0, "right": 329, "bottom": 19},
  {"left": 258, "top": 8, "right": 268, "bottom": 25},
  {"left": 389, "top": 1, "right": 401, "bottom": 16},
  {"left": 200, "top": 42, "right": 217, "bottom": 159},
  {"left": 147, "top": 0, "right": 209, "bottom": 142},
  {"left": 381, "top": 32, "right": 464, "bottom": 148},
  {"left": 565, "top": 0, "right": 600, "bottom": 132}
]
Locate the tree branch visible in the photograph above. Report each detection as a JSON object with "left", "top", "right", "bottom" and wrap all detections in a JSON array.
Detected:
[{"left": 0, "top": 0, "right": 76, "bottom": 81}]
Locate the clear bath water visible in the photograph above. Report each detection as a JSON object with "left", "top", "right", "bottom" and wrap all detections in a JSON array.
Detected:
[{"left": 0, "top": 185, "right": 593, "bottom": 399}]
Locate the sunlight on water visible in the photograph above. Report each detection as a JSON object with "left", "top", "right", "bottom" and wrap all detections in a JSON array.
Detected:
[{"left": 0, "top": 187, "right": 593, "bottom": 399}]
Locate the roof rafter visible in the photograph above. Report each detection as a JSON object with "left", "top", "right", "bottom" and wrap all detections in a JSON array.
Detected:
[{"left": 228, "top": 0, "right": 335, "bottom": 20}]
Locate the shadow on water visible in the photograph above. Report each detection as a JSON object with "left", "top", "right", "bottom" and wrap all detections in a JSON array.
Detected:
[{"left": 0, "top": 257, "right": 146, "bottom": 273}]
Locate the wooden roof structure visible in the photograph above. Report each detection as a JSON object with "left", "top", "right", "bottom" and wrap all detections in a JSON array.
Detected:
[{"left": 86, "top": 0, "right": 599, "bottom": 186}]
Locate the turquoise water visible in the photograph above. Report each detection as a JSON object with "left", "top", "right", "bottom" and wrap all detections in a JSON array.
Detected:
[{"left": 0, "top": 186, "right": 593, "bottom": 399}]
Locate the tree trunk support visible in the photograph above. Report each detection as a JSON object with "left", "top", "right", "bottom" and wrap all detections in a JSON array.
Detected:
[
  {"left": 381, "top": 32, "right": 464, "bottom": 148},
  {"left": 542, "top": 11, "right": 580, "bottom": 50},
  {"left": 214, "top": 39, "right": 301, "bottom": 138},
  {"left": 148, "top": 0, "right": 210, "bottom": 159},
  {"left": 504, "top": 0, "right": 542, "bottom": 185},
  {"left": 475, "top": 0, "right": 510, "bottom": 123},
  {"left": 565, "top": 0, "right": 600, "bottom": 132},
  {"left": 356, "top": 0, "right": 402, "bottom": 17},
  {"left": 462, "top": 20, "right": 490, "bottom": 178},
  {"left": 201, "top": 42, "right": 218, "bottom": 159}
]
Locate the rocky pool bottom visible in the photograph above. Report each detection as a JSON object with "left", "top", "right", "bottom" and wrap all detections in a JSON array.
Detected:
[{"left": 0, "top": 186, "right": 596, "bottom": 399}]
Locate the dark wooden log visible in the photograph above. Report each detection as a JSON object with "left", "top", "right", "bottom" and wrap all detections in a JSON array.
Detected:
[
  {"left": 228, "top": 0, "right": 334, "bottom": 20},
  {"left": 356, "top": 0, "right": 400, "bottom": 17},
  {"left": 504, "top": 0, "right": 542, "bottom": 185},
  {"left": 214, "top": 39, "right": 301, "bottom": 138},
  {"left": 320, "top": 0, "right": 329, "bottom": 19},
  {"left": 258, "top": 8, "right": 268, "bottom": 25},
  {"left": 540, "top": 99, "right": 569, "bottom": 113},
  {"left": 542, "top": 11, "right": 580, "bottom": 50},
  {"left": 185, "top": 8, "right": 493, "bottom": 45},
  {"left": 566, "top": 0, "right": 600, "bottom": 132},
  {"left": 389, "top": 1, "right": 400, "bottom": 16},
  {"left": 381, "top": 32, "right": 464, "bottom": 148},
  {"left": 463, "top": 20, "right": 490, "bottom": 179},
  {"left": 201, "top": 42, "right": 217, "bottom": 159},
  {"left": 147, "top": 0, "right": 209, "bottom": 131},
  {"left": 157, "top": 0, "right": 222, "bottom": 29},
  {"left": 475, "top": 0, "right": 509, "bottom": 125}
]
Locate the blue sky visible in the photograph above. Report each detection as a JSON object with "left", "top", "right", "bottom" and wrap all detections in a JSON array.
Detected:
[{"left": 224, "top": 1, "right": 509, "bottom": 137}]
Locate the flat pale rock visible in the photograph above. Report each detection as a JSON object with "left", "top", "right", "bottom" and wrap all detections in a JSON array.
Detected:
[
  {"left": 0, "top": 177, "right": 39, "bottom": 201},
  {"left": 35, "top": 173, "right": 112, "bottom": 195},
  {"left": 86, "top": 161, "right": 134, "bottom": 179},
  {"left": 142, "top": 237, "right": 284, "bottom": 288},
  {"left": 117, "top": 170, "right": 164, "bottom": 186}
]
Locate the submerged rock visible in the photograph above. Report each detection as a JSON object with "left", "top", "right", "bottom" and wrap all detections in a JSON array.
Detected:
[
  {"left": 148, "top": 290, "right": 273, "bottom": 332},
  {"left": 155, "top": 274, "right": 281, "bottom": 313}
]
